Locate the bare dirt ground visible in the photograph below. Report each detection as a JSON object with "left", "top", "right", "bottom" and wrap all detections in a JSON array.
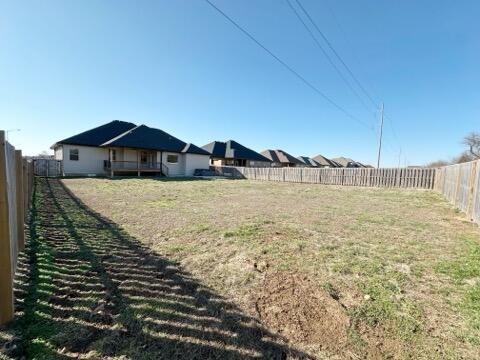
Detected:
[{"left": 2, "top": 177, "right": 480, "bottom": 359}]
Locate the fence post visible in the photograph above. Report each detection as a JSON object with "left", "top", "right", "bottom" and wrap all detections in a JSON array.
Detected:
[
  {"left": 28, "top": 161, "right": 33, "bottom": 206},
  {"left": 23, "top": 159, "right": 27, "bottom": 221},
  {"left": 0, "top": 131, "right": 14, "bottom": 324},
  {"left": 15, "top": 150, "right": 25, "bottom": 251},
  {"left": 466, "top": 161, "right": 478, "bottom": 221}
]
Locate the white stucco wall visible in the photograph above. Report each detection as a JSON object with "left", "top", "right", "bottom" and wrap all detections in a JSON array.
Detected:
[
  {"left": 162, "top": 152, "right": 185, "bottom": 176},
  {"left": 184, "top": 154, "right": 210, "bottom": 176},
  {"left": 61, "top": 144, "right": 108, "bottom": 176}
]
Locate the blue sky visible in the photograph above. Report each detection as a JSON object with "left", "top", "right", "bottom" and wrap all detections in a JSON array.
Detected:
[{"left": 0, "top": 0, "right": 478, "bottom": 166}]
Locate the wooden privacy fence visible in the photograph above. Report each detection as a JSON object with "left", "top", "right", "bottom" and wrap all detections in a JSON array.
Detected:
[
  {"left": 0, "top": 130, "right": 34, "bottom": 324},
  {"left": 434, "top": 160, "right": 480, "bottom": 224},
  {"left": 213, "top": 166, "right": 436, "bottom": 189},
  {"left": 33, "top": 158, "right": 62, "bottom": 177}
]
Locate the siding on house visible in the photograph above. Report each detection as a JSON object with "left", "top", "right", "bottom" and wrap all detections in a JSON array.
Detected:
[
  {"left": 184, "top": 153, "right": 210, "bottom": 176},
  {"left": 52, "top": 121, "right": 211, "bottom": 177},
  {"left": 162, "top": 152, "right": 185, "bottom": 176},
  {"left": 57, "top": 144, "right": 108, "bottom": 176}
]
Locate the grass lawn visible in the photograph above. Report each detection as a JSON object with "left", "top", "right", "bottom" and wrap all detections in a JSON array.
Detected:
[{"left": 2, "top": 177, "right": 480, "bottom": 359}]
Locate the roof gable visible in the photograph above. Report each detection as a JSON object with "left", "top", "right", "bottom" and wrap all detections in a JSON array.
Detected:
[
  {"left": 262, "top": 149, "right": 302, "bottom": 165},
  {"left": 331, "top": 157, "right": 364, "bottom": 167},
  {"left": 202, "top": 141, "right": 227, "bottom": 158},
  {"left": 297, "top": 156, "right": 320, "bottom": 167},
  {"left": 54, "top": 120, "right": 137, "bottom": 147},
  {"left": 312, "top": 154, "right": 337, "bottom": 167},
  {"left": 202, "top": 140, "right": 270, "bottom": 162},
  {"left": 226, "top": 140, "right": 271, "bottom": 162},
  {"left": 101, "top": 125, "right": 187, "bottom": 152}
]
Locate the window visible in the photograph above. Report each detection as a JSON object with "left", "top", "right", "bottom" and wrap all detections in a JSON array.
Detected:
[
  {"left": 167, "top": 154, "right": 178, "bottom": 164},
  {"left": 69, "top": 149, "right": 79, "bottom": 161},
  {"left": 141, "top": 151, "right": 148, "bottom": 163}
]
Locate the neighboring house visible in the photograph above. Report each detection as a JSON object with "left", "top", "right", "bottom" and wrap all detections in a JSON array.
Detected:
[
  {"left": 261, "top": 149, "right": 303, "bottom": 167},
  {"left": 52, "top": 120, "right": 211, "bottom": 177},
  {"left": 331, "top": 157, "right": 365, "bottom": 168},
  {"left": 297, "top": 156, "right": 321, "bottom": 167},
  {"left": 312, "top": 154, "right": 338, "bottom": 168},
  {"left": 202, "top": 140, "right": 271, "bottom": 167}
]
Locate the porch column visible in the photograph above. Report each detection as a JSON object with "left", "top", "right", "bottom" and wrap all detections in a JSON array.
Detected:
[
  {"left": 109, "top": 149, "right": 113, "bottom": 178},
  {"left": 137, "top": 150, "right": 140, "bottom": 177},
  {"left": 160, "top": 151, "right": 163, "bottom": 176}
]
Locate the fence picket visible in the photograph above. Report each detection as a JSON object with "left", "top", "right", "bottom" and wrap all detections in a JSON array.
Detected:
[{"left": 213, "top": 166, "right": 439, "bottom": 189}]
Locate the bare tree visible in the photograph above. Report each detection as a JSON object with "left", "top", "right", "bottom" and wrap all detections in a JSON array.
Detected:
[
  {"left": 37, "top": 150, "right": 52, "bottom": 159},
  {"left": 452, "top": 152, "right": 473, "bottom": 164},
  {"left": 463, "top": 132, "right": 480, "bottom": 159},
  {"left": 426, "top": 160, "right": 450, "bottom": 168}
]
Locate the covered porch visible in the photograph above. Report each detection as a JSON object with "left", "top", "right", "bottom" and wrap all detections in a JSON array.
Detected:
[{"left": 104, "top": 148, "right": 168, "bottom": 177}]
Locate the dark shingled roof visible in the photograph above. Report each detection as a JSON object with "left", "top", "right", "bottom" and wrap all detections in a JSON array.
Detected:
[
  {"left": 101, "top": 125, "right": 208, "bottom": 154},
  {"left": 54, "top": 120, "right": 137, "bottom": 147},
  {"left": 297, "top": 156, "right": 320, "bottom": 167},
  {"left": 331, "top": 157, "right": 365, "bottom": 168},
  {"left": 202, "top": 140, "right": 271, "bottom": 162},
  {"left": 312, "top": 154, "right": 338, "bottom": 167},
  {"left": 261, "top": 149, "right": 303, "bottom": 165},
  {"left": 181, "top": 143, "right": 211, "bottom": 155},
  {"left": 54, "top": 120, "right": 209, "bottom": 155}
]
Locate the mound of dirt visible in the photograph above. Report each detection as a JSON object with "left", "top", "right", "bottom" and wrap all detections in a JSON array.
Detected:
[{"left": 255, "top": 273, "right": 351, "bottom": 355}]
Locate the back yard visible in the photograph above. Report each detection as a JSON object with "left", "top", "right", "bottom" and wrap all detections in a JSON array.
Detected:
[{"left": 2, "top": 177, "right": 480, "bottom": 359}]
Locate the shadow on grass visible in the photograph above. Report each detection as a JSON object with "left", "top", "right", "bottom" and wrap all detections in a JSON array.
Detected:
[
  {"left": 6, "top": 178, "right": 309, "bottom": 359},
  {"left": 60, "top": 175, "right": 242, "bottom": 182}
]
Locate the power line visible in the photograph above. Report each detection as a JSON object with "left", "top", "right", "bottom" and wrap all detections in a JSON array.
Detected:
[
  {"left": 323, "top": 0, "right": 382, "bottom": 105},
  {"left": 203, "top": 0, "right": 373, "bottom": 130},
  {"left": 384, "top": 113, "right": 408, "bottom": 165},
  {"left": 285, "top": 0, "right": 375, "bottom": 116},
  {"left": 294, "top": 0, "right": 379, "bottom": 110},
  {"left": 297, "top": 0, "right": 406, "bottom": 165}
]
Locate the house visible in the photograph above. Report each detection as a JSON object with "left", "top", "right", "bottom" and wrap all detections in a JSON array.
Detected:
[
  {"left": 202, "top": 140, "right": 271, "bottom": 167},
  {"left": 331, "top": 157, "right": 365, "bottom": 168},
  {"left": 297, "top": 156, "right": 321, "bottom": 167},
  {"left": 261, "top": 149, "right": 303, "bottom": 167},
  {"left": 51, "top": 120, "right": 211, "bottom": 177},
  {"left": 312, "top": 154, "right": 338, "bottom": 168}
]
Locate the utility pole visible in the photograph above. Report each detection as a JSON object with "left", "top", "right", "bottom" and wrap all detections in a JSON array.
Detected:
[
  {"left": 377, "top": 103, "right": 383, "bottom": 169},
  {"left": 376, "top": 103, "right": 384, "bottom": 168}
]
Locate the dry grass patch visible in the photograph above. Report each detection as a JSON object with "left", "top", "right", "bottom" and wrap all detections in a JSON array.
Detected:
[{"left": 61, "top": 177, "right": 480, "bottom": 359}]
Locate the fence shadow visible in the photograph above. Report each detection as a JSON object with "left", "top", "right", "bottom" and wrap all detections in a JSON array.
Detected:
[{"left": 8, "top": 178, "right": 310, "bottom": 359}]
